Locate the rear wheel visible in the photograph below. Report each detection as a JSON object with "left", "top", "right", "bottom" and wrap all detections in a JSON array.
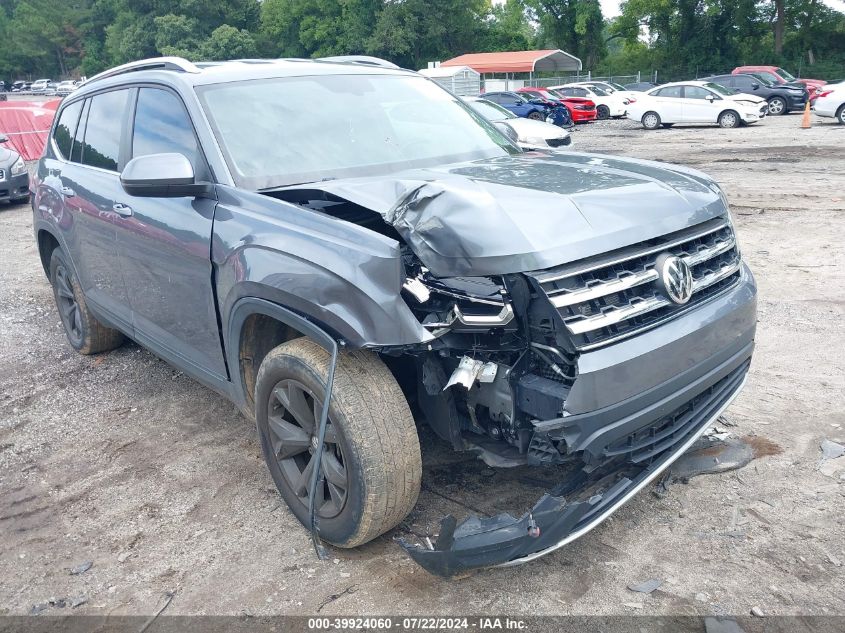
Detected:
[
  {"left": 596, "top": 104, "right": 610, "bottom": 120},
  {"left": 767, "top": 96, "right": 787, "bottom": 115},
  {"left": 49, "top": 249, "right": 124, "bottom": 354},
  {"left": 718, "top": 110, "right": 740, "bottom": 128},
  {"left": 255, "top": 338, "right": 422, "bottom": 548},
  {"left": 642, "top": 111, "right": 661, "bottom": 130},
  {"left": 527, "top": 111, "right": 543, "bottom": 121},
  {"left": 837, "top": 104, "right": 845, "bottom": 125}
]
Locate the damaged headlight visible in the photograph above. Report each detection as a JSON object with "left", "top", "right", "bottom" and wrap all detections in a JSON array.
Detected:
[
  {"left": 402, "top": 273, "right": 515, "bottom": 336},
  {"left": 10, "top": 156, "right": 26, "bottom": 176}
]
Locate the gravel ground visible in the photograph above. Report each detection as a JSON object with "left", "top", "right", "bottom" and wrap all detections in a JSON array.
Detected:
[{"left": 1, "top": 114, "right": 843, "bottom": 618}]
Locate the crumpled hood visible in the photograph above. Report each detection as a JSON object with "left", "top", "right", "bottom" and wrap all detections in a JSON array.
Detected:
[
  {"left": 726, "top": 93, "right": 767, "bottom": 106},
  {"left": 287, "top": 152, "right": 726, "bottom": 277}
]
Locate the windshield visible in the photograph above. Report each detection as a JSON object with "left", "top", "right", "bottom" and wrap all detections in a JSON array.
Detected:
[
  {"left": 705, "top": 82, "right": 734, "bottom": 96},
  {"left": 198, "top": 74, "right": 517, "bottom": 190},
  {"left": 590, "top": 86, "right": 609, "bottom": 96},
  {"left": 468, "top": 99, "right": 516, "bottom": 121},
  {"left": 776, "top": 68, "right": 796, "bottom": 81},
  {"left": 608, "top": 82, "right": 626, "bottom": 91}
]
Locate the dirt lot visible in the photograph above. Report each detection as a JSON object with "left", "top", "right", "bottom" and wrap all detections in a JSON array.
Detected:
[{"left": 1, "top": 114, "right": 843, "bottom": 618}]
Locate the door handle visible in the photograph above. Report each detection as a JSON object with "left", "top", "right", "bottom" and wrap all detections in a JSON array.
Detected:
[
  {"left": 61, "top": 187, "right": 75, "bottom": 197},
  {"left": 112, "top": 203, "right": 133, "bottom": 217}
]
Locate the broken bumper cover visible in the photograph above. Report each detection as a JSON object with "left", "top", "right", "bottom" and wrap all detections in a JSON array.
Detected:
[{"left": 400, "top": 354, "right": 750, "bottom": 577}]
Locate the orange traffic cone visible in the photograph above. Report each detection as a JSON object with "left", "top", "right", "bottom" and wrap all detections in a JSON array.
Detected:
[{"left": 801, "top": 101, "right": 812, "bottom": 129}]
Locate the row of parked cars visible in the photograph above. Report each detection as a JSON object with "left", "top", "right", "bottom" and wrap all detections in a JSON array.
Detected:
[
  {"left": 468, "top": 65, "right": 844, "bottom": 143},
  {"left": 0, "top": 79, "right": 80, "bottom": 95}
]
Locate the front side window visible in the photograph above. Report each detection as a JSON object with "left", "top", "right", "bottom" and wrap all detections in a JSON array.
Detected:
[
  {"left": 132, "top": 88, "right": 199, "bottom": 167},
  {"left": 53, "top": 100, "right": 83, "bottom": 160},
  {"left": 198, "top": 74, "right": 516, "bottom": 190},
  {"left": 79, "top": 89, "right": 130, "bottom": 171},
  {"left": 685, "top": 86, "right": 716, "bottom": 100}
]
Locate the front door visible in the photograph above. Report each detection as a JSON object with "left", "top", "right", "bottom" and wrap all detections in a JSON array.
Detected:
[
  {"left": 682, "top": 85, "right": 721, "bottom": 123},
  {"left": 114, "top": 86, "right": 227, "bottom": 380}
]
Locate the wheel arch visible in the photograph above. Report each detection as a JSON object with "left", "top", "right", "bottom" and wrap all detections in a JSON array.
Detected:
[
  {"left": 37, "top": 228, "right": 61, "bottom": 278},
  {"left": 227, "top": 297, "right": 340, "bottom": 416}
]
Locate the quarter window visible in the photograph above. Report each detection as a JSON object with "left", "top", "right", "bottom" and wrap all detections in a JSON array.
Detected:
[
  {"left": 79, "top": 89, "right": 130, "bottom": 171},
  {"left": 132, "top": 88, "right": 199, "bottom": 166},
  {"left": 53, "top": 100, "right": 83, "bottom": 160}
]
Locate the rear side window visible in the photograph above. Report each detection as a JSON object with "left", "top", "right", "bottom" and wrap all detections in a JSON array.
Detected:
[
  {"left": 53, "top": 100, "right": 83, "bottom": 160},
  {"left": 656, "top": 86, "right": 683, "bottom": 98},
  {"left": 132, "top": 88, "right": 199, "bottom": 167},
  {"left": 79, "top": 89, "right": 130, "bottom": 171}
]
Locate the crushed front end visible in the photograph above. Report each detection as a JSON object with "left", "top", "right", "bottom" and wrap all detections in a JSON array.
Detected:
[{"left": 394, "top": 215, "right": 756, "bottom": 577}]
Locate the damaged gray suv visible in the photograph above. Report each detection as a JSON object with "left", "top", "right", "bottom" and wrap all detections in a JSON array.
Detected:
[{"left": 33, "top": 56, "right": 756, "bottom": 577}]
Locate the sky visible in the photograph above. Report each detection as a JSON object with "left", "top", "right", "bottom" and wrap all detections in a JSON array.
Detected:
[{"left": 599, "top": 0, "right": 845, "bottom": 18}]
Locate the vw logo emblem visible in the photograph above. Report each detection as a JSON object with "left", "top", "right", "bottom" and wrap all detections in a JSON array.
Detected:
[{"left": 655, "top": 254, "right": 693, "bottom": 305}]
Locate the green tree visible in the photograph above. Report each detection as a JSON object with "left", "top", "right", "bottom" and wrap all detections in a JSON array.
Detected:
[{"left": 202, "top": 24, "right": 257, "bottom": 60}]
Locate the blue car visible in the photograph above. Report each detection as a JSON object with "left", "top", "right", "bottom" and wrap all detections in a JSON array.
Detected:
[{"left": 481, "top": 91, "right": 572, "bottom": 127}]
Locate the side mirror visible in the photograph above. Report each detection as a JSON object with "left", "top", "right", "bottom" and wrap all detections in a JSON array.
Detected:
[
  {"left": 751, "top": 83, "right": 760, "bottom": 89},
  {"left": 0, "top": 133, "right": 8, "bottom": 143},
  {"left": 120, "top": 153, "right": 210, "bottom": 198},
  {"left": 493, "top": 121, "right": 519, "bottom": 145},
  {"left": 705, "top": 94, "right": 716, "bottom": 102}
]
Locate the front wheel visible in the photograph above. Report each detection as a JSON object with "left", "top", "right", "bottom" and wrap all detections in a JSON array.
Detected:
[
  {"left": 642, "top": 111, "right": 662, "bottom": 130},
  {"left": 255, "top": 338, "right": 422, "bottom": 548},
  {"left": 837, "top": 105, "right": 845, "bottom": 125},
  {"left": 767, "top": 96, "right": 787, "bottom": 115},
  {"left": 596, "top": 104, "right": 610, "bottom": 120},
  {"left": 718, "top": 110, "right": 740, "bottom": 128},
  {"left": 527, "top": 111, "right": 543, "bottom": 121}
]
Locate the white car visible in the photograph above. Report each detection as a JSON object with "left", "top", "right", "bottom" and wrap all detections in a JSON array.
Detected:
[
  {"left": 580, "top": 81, "right": 641, "bottom": 104},
  {"left": 30, "top": 79, "right": 51, "bottom": 93},
  {"left": 626, "top": 81, "right": 769, "bottom": 129},
  {"left": 813, "top": 86, "right": 845, "bottom": 125},
  {"left": 550, "top": 83, "right": 629, "bottom": 120},
  {"left": 55, "top": 80, "right": 79, "bottom": 95},
  {"left": 464, "top": 97, "right": 572, "bottom": 150}
]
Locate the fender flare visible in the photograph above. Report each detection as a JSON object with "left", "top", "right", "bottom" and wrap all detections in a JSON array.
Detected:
[{"left": 225, "top": 296, "right": 340, "bottom": 410}]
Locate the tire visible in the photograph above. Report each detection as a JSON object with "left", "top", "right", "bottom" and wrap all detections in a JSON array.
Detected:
[
  {"left": 718, "top": 110, "right": 740, "bottom": 128},
  {"left": 49, "top": 249, "right": 124, "bottom": 354},
  {"left": 527, "top": 111, "right": 543, "bottom": 121},
  {"left": 596, "top": 104, "right": 610, "bottom": 120},
  {"left": 837, "top": 104, "right": 845, "bottom": 125},
  {"left": 255, "top": 338, "right": 421, "bottom": 548},
  {"left": 767, "top": 96, "right": 787, "bottom": 116},
  {"left": 641, "top": 111, "right": 661, "bottom": 130}
]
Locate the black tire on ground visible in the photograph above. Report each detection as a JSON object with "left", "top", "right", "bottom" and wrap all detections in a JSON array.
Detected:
[
  {"left": 718, "top": 110, "right": 740, "bottom": 128},
  {"left": 49, "top": 249, "right": 124, "bottom": 354},
  {"left": 527, "top": 111, "right": 543, "bottom": 121},
  {"left": 596, "top": 104, "right": 610, "bottom": 120},
  {"left": 641, "top": 111, "right": 661, "bottom": 130},
  {"left": 837, "top": 104, "right": 845, "bottom": 125},
  {"left": 255, "top": 338, "right": 422, "bottom": 548},
  {"left": 767, "top": 96, "right": 787, "bottom": 116}
]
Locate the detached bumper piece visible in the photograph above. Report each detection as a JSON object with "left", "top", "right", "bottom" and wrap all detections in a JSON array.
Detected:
[{"left": 400, "top": 360, "right": 749, "bottom": 577}]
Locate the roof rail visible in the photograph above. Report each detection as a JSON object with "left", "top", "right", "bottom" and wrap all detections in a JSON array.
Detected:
[
  {"left": 83, "top": 57, "right": 201, "bottom": 86},
  {"left": 317, "top": 55, "right": 399, "bottom": 70}
]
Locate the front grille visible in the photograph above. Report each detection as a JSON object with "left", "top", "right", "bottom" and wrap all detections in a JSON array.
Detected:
[
  {"left": 575, "top": 105, "right": 595, "bottom": 111},
  {"left": 0, "top": 168, "right": 6, "bottom": 181},
  {"left": 759, "top": 105, "right": 768, "bottom": 116},
  {"left": 530, "top": 218, "right": 742, "bottom": 350},
  {"left": 601, "top": 359, "right": 749, "bottom": 465}
]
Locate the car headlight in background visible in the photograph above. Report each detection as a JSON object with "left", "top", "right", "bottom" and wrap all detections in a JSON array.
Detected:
[
  {"left": 10, "top": 156, "right": 26, "bottom": 176},
  {"left": 525, "top": 136, "right": 548, "bottom": 147}
]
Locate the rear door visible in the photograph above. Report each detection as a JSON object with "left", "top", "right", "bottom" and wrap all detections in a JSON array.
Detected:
[
  {"left": 56, "top": 88, "right": 134, "bottom": 329},
  {"left": 653, "top": 86, "right": 683, "bottom": 121},
  {"left": 115, "top": 86, "right": 227, "bottom": 380}
]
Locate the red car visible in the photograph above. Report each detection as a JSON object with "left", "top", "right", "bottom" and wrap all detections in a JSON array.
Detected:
[
  {"left": 516, "top": 87, "right": 598, "bottom": 123},
  {"left": 732, "top": 66, "right": 826, "bottom": 99}
]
